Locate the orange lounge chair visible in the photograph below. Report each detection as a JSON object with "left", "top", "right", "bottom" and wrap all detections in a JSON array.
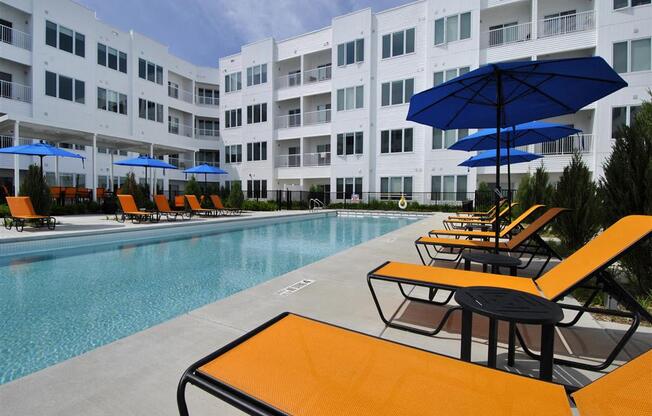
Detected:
[
  {"left": 451, "top": 198, "right": 507, "bottom": 219},
  {"left": 174, "top": 195, "right": 186, "bottom": 210},
  {"left": 185, "top": 194, "right": 218, "bottom": 216},
  {"left": 444, "top": 202, "right": 518, "bottom": 230},
  {"left": 177, "top": 312, "right": 652, "bottom": 416},
  {"left": 116, "top": 194, "right": 159, "bottom": 223},
  {"left": 4, "top": 196, "right": 56, "bottom": 232},
  {"left": 210, "top": 194, "right": 241, "bottom": 216},
  {"left": 154, "top": 195, "right": 190, "bottom": 221}
]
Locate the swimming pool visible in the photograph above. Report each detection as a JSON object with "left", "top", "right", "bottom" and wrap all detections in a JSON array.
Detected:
[{"left": 0, "top": 213, "right": 417, "bottom": 384}]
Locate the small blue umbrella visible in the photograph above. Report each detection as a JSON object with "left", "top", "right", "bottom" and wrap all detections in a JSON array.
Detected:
[
  {"left": 183, "top": 164, "right": 227, "bottom": 193},
  {"left": 0, "top": 141, "right": 85, "bottom": 170},
  {"left": 114, "top": 155, "right": 177, "bottom": 196},
  {"left": 459, "top": 148, "right": 543, "bottom": 168}
]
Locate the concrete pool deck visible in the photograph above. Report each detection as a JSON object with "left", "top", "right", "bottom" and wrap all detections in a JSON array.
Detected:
[{"left": 0, "top": 211, "right": 650, "bottom": 415}]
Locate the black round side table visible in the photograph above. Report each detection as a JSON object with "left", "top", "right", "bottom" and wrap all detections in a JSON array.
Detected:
[
  {"left": 462, "top": 251, "right": 522, "bottom": 275},
  {"left": 454, "top": 286, "right": 563, "bottom": 381}
]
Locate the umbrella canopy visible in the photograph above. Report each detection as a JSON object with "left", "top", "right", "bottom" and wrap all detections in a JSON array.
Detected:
[
  {"left": 113, "top": 155, "right": 176, "bottom": 170},
  {"left": 407, "top": 56, "right": 627, "bottom": 251},
  {"left": 459, "top": 148, "right": 542, "bottom": 168},
  {"left": 183, "top": 164, "right": 227, "bottom": 175},
  {"left": 450, "top": 121, "right": 582, "bottom": 151},
  {"left": 0, "top": 141, "right": 85, "bottom": 171}
]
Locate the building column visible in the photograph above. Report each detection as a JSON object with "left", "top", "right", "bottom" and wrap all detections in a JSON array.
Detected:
[
  {"left": 110, "top": 152, "right": 115, "bottom": 192},
  {"left": 55, "top": 148, "right": 60, "bottom": 186},
  {"left": 13, "top": 120, "right": 20, "bottom": 196},
  {"left": 149, "top": 143, "right": 155, "bottom": 196},
  {"left": 91, "top": 134, "right": 97, "bottom": 200},
  {"left": 531, "top": 0, "right": 538, "bottom": 39}
]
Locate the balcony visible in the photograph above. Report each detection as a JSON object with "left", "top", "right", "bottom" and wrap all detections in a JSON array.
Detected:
[
  {"left": 168, "top": 85, "right": 193, "bottom": 104},
  {"left": 275, "top": 152, "right": 331, "bottom": 168},
  {"left": 276, "top": 113, "right": 302, "bottom": 129},
  {"left": 303, "top": 109, "right": 331, "bottom": 126},
  {"left": 277, "top": 72, "right": 302, "bottom": 90},
  {"left": 303, "top": 66, "right": 331, "bottom": 84},
  {"left": 195, "top": 160, "right": 220, "bottom": 168},
  {"left": 483, "top": 22, "right": 532, "bottom": 48},
  {"left": 194, "top": 128, "right": 220, "bottom": 140},
  {"left": 168, "top": 122, "right": 193, "bottom": 138},
  {"left": 1, "top": 23, "right": 31, "bottom": 51},
  {"left": 275, "top": 154, "right": 302, "bottom": 168},
  {"left": 196, "top": 95, "right": 219, "bottom": 106},
  {"left": 167, "top": 157, "right": 194, "bottom": 170},
  {"left": 0, "top": 79, "right": 31, "bottom": 103},
  {"left": 538, "top": 11, "right": 595, "bottom": 39},
  {"left": 534, "top": 134, "right": 593, "bottom": 155}
]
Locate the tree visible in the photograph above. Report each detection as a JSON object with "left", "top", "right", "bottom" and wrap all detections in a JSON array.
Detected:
[
  {"left": 118, "top": 172, "right": 146, "bottom": 207},
  {"left": 515, "top": 164, "right": 554, "bottom": 216},
  {"left": 20, "top": 165, "right": 51, "bottom": 215},
  {"left": 184, "top": 176, "right": 202, "bottom": 198},
  {"left": 551, "top": 151, "right": 601, "bottom": 254},
  {"left": 227, "top": 182, "right": 244, "bottom": 208},
  {"left": 600, "top": 96, "right": 652, "bottom": 296}
]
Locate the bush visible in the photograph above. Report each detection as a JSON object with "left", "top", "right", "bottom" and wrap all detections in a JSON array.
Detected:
[
  {"left": 551, "top": 151, "right": 601, "bottom": 255},
  {"left": 242, "top": 200, "right": 278, "bottom": 211},
  {"left": 118, "top": 172, "right": 147, "bottom": 207},
  {"left": 515, "top": 164, "right": 553, "bottom": 216},
  {"left": 227, "top": 182, "right": 244, "bottom": 208},
  {"left": 474, "top": 181, "right": 493, "bottom": 211},
  {"left": 20, "top": 165, "right": 51, "bottom": 215},
  {"left": 50, "top": 201, "right": 103, "bottom": 216},
  {"left": 0, "top": 204, "right": 9, "bottom": 216},
  {"left": 600, "top": 95, "right": 652, "bottom": 296},
  {"left": 184, "top": 176, "right": 203, "bottom": 198}
]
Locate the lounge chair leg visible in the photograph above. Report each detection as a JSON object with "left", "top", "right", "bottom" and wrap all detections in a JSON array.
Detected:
[{"left": 177, "top": 376, "right": 190, "bottom": 416}]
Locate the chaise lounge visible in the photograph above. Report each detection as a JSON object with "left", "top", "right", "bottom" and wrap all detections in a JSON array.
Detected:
[
  {"left": 4, "top": 196, "right": 56, "bottom": 232},
  {"left": 185, "top": 194, "right": 219, "bottom": 217},
  {"left": 154, "top": 195, "right": 191, "bottom": 221},
  {"left": 116, "top": 194, "right": 159, "bottom": 223},
  {"left": 210, "top": 194, "right": 242, "bottom": 216}
]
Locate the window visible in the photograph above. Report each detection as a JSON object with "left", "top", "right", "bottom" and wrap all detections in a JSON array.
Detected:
[
  {"left": 45, "top": 71, "right": 57, "bottom": 97},
  {"left": 612, "top": 105, "right": 642, "bottom": 137},
  {"left": 431, "top": 176, "right": 469, "bottom": 201},
  {"left": 433, "top": 66, "right": 470, "bottom": 86},
  {"left": 246, "top": 103, "right": 268, "bottom": 124},
  {"left": 97, "top": 43, "right": 106, "bottom": 66},
  {"left": 614, "top": 0, "right": 650, "bottom": 8},
  {"left": 381, "top": 78, "right": 414, "bottom": 106},
  {"left": 138, "top": 58, "right": 163, "bottom": 84},
  {"left": 46, "top": 21, "right": 57, "bottom": 47},
  {"left": 246, "top": 64, "right": 267, "bottom": 86},
  {"left": 337, "top": 39, "right": 364, "bottom": 66},
  {"left": 138, "top": 98, "right": 163, "bottom": 122},
  {"left": 75, "top": 33, "right": 85, "bottom": 57},
  {"left": 98, "top": 87, "right": 127, "bottom": 115},
  {"left": 456, "top": 175, "right": 468, "bottom": 201},
  {"left": 225, "top": 72, "right": 242, "bottom": 93},
  {"left": 432, "top": 128, "right": 468, "bottom": 149},
  {"left": 435, "top": 12, "right": 471, "bottom": 45},
  {"left": 168, "top": 81, "right": 179, "bottom": 99},
  {"left": 58, "top": 26, "right": 73, "bottom": 53},
  {"left": 246, "top": 180, "right": 267, "bottom": 199},
  {"left": 197, "top": 88, "right": 219, "bottom": 105},
  {"left": 246, "top": 141, "right": 268, "bottom": 162},
  {"left": 336, "top": 86, "right": 364, "bottom": 111},
  {"left": 58, "top": 75, "right": 73, "bottom": 101},
  {"left": 380, "top": 176, "right": 412, "bottom": 200},
  {"left": 225, "top": 109, "right": 242, "bottom": 128},
  {"left": 45, "top": 21, "right": 85, "bottom": 56},
  {"left": 382, "top": 28, "right": 415, "bottom": 59},
  {"left": 107, "top": 47, "right": 118, "bottom": 70},
  {"left": 614, "top": 38, "right": 652, "bottom": 73},
  {"left": 336, "top": 177, "right": 362, "bottom": 199},
  {"left": 119, "top": 52, "right": 127, "bottom": 73},
  {"left": 337, "top": 131, "right": 363, "bottom": 155},
  {"left": 45, "top": 71, "right": 84, "bottom": 103},
  {"left": 74, "top": 79, "right": 84, "bottom": 103},
  {"left": 225, "top": 144, "right": 242, "bottom": 163},
  {"left": 381, "top": 128, "right": 413, "bottom": 153}
]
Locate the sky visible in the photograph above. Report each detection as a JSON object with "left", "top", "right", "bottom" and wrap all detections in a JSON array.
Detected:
[{"left": 75, "top": 0, "right": 409, "bottom": 67}]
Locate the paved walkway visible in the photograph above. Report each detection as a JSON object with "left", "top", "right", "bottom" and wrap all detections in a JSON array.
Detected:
[{"left": 0, "top": 212, "right": 649, "bottom": 415}]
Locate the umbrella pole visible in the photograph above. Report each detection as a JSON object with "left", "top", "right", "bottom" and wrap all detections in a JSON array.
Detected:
[
  {"left": 145, "top": 167, "right": 148, "bottom": 199},
  {"left": 205, "top": 173, "right": 207, "bottom": 196},
  {"left": 494, "top": 71, "right": 503, "bottom": 253},
  {"left": 507, "top": 128, "right": 513, "bottom": 220}
]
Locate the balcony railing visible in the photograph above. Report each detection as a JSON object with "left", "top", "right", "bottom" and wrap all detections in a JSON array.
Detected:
[
  {"left": 168, "top": 122, "right": 193, "bottom": 138},
  {"left": 0, "top": 79, "right": 32, "bottom": 103},
  {"left": 538, "top": 11, "right": 595, "bottom": 39},
  {"left": 277, "top": 72, "right": 302, "bottom": 89},
  {"left": 168, "top": 85, "right": 194, "bottom": 103},
  {"left": 303, "top": 152, "right": 331, "bottom": 167},
  {"left": 0, "top": 24, "right": 31, "bottom": 51},
  {"left": 303, "top": 65, "right": 331, "bottom": 84},
  {"left": 276, "top": 113, "right": 302, "bottom": 129},
  {"left": 303, "top": 109, "right": 331, "bottom": 126},
  {"left": 196, "top": 95, "right": 219, "bottom": 106},
  {"left": 194, "top": 128, "right": 220, "bottom": 139},
  {"left": 167, "top": 157, "right": 194, "bottom": 170},
  {"left": 276, "top": 154, "right": 302, "bottom": 168},
  {"left": 484, "top": 22, "right": 532, "bottom": 48},
  {"left": 195, "top": 160, "right": 220, "bottom": 168},
  {"left": 534, "top": 134, "right": 593, "bottom": 155}
]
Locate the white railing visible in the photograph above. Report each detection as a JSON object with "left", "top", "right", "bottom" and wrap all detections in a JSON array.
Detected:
[
  {"left": 534, "top": 134, "right": 593, "bottom": 155},
  {"left": 168, "top": 85, "right": 194, "bottom": 103},
  {"left": 0, "top": 24, "right": 32, "bottom": 51},
  {"left": 276, "top": 154, "right": 302, "bottom": 168},
  {"left": 483, "top": 21, "right": 532, "bottom": 48},
  {"left": 276, "top": 113, "right": 302, "bottom": 129},
  {"left": 277, "top": 72, "right": 302, "bottom": 89},
  {"left": 196, "top": 160, "right": 220, "bottom": 168},
  {"left": 0, "top": 135, "right": 14, "bottom": 148},
  {"left": 303, "top": 65, "right": 332, "bottom": 84},
  {"left": 0, "top": 79, "right": 32, "bottom": 103},
  {"left": 303, "top": 152, "right": 331, "bottom": 167},
  {"left": 303, "top": 109, "right": 331, "bottom": 126},
  {"left": 538, "top": 10, "right": 595, "bottom": 39},
  {"left": 196, "top": 95, "right": 219, "bottom": 106},
  {"left": 168, "top": 122, "right": 193, "bottom": 138},
  {"left": 194, "top": 128, "right": 220, "bottom": 139},
  {"left": 167, "top": 157, "right": 194, "bottom": 170}
]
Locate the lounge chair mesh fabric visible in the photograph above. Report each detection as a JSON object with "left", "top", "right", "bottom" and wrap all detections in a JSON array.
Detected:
[
  {"left": 431, "top": 204, "right": 544, "bottom": 238},
  {"left": 6, "top": 197, "right": 49, "bottom": 219},
  {"left": 117, "top": 194, "right": 148, "bottom": 215},
  {"left": 185, "top": 195, "right": 212, "bottom": 213},
  {"left": 154, "top": 195, "right": 174, "bottom": 212}
]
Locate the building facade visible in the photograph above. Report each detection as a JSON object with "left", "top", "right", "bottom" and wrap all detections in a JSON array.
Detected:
[{"left": 1, "top": 0, "right": 651, "bottom": 203}]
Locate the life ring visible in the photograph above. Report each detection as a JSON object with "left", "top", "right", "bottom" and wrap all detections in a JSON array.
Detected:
[{"left": 398, "top": 195, "right": 408, "bottom": 210}]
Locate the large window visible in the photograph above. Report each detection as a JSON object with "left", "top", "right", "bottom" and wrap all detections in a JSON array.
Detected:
[
  {"left": 434, "top": 12, "right": 471, "bottom": 45},
  {"left": 336, "top": 86, "right": 364, "bottom": 111},
  {"left": 614, "top": 0, "right": 650, "bottom": 9},
  {"left": 431, "top": 175, "right": 467, "bottom": 201},
  {"left": 224, "top": 72, "right": 242, "bottom": 93},
  {"left": 433, "top": 66, "right": 470, "bottom": 86},
  {"left": 246, "top": 141, "right": 268, "bottom": 161},
  {"left": 246, "top": 103, "right": 268, "bottom": 124},
  {"left": 246, "top": 64, "right": 267, "bottom": 87},
  {"left": 381, "top": 128, "right": 413, "bottom": 153},
  {"left": 613, "top": 38, "right": 651, "bottom": 73},
  {"left": 381, "top": 78, "right": 414, "bottom": 106},
  {"left": 336, "top": 177, "right": 363, "bottom": 199},
  {"left": 337, "top": 39, "right": 364, "bottom": 66},
  {"left": 97, "top": 87, "right": 127, "bottom": 115},
  {"left": 246, "top": 180, "right": 268, "bottom": 199},
  {"left": 225, "top": 144, "right": 242, "bottom": 164},
  {"left": 612, "top": 105, "right": 642, "bottom": 137},
  {"left": 97, "top": 43, "right": 127, "bottom": 74},
  {"left": 138, "top": 98, "right": 163, "bottom": 122},
  {"left": 432, "top": 128, "right": 469, "bottom": 149},
  {"left": 337, "top": 131, "right": 363, "bottom": 155},
  {"left": 380, "top": 176, "right": 412, "bottom": 200},
  {"left": 45, "top": 71, "right": 84, "bottom": 103},
  {"left": 45, "top": 20, "right": 84, "bottom": 57},
  {"left": 138, "top": 58, "right": 163, "bottom": 84},
  {"left": 382, "top": 28, "right": 415, "bottom": 59},
  {"left": 225, "top": 109, "right": 242, "bottom": 128}
]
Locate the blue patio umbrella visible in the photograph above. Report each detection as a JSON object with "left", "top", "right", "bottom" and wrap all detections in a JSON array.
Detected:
[
  {"left": 459, "top": 148, "right": 542, "bottom": 168},
  {"left": 114, "top": 155, "right": 177, "bottom": 196},
  {"left": 407, "top": 56, "right": 627, "bottom": 250},
  {"left": 0, "top": 141, "right": 85, "bottom": 171},
  {"left": 183, "top": 164, "right": 227, "bottom": 193}
]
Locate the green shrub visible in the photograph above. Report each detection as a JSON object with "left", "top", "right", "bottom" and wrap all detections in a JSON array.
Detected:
[
  {"left": 118, "top": 172, "right": 147, "bottom": 207},
  {"left": 242, "top": 200, "right": 277, "bottom": 211},
  {"left": 0, "top": 204, "right": 9, "bottom": 216},
  {"left": 227, "top": 182, "right": 244, "bottom": 208},
  {"left": 551, "top": 151, "right": 601, "bottom": 255},
  {"left": 600, "top": 95, "right": 652, "bottom": 296},
  {"left": 20, "top": 165, "right": 51, "bottom": 215},
  {"left": 49, "top": 201, "right": 103, "bottom": 216},
  {"left": 515, "top": 164, "right": 553, "bottom": 216},
  {"left": 184, "top": 176, "right": 203, "bottom": 198},
  {"left": 474, "top": 181, "right": 493, "bottom": 211}
]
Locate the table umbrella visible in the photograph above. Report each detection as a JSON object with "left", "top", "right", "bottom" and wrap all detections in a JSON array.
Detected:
[
  {"left": 183, "top": 164, "right": 227, "bottom": 194},
  {"left": 114, "top": 155, "right": 177, "bottom": 197},
  {"left": 0, "top": 141, "right": 85, "bottom": 172},
  {"left": 407, "top": 56, "right": 627, "bottom": 251},
  {"left": 459, "top": 148, "right": 542, "bottom": 168}
]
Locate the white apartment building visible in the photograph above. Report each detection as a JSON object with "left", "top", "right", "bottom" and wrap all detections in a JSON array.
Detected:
[{"left": 1, "top": 0, "right": 651, "bottom": 203}]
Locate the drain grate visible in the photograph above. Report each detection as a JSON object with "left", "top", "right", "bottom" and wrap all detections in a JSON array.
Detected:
[{"left": 277, "top": 279, "right": 315, "bottom": 296}]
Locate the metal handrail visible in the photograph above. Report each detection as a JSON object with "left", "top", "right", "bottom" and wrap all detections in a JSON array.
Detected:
[
  {"left": 196, "top": 95, "right": 219, "bottom": 106},
  {"left": 0, "top": 79, "right": 32, "bottom": 103},
  {"left": 303, "top": 109, "right": 331, "bottom": 126},
  {"left": 0, "top": 23, "right": 32, "bottom": 51},
  {"left": 168, "top": 85, "right": 194, "bottom": 103},
  {"left": 168, "top": 122, "right": 193, "bottom": 137},
  {"left": 309, "top": 198, "right": 324, "bottom": 211},
  {"left": 277, "top": 72, "right": 302, "bottom": 89},
  {"left": 276, "top": 113, "right": 302, "bottom": 129},
  {"left": 483, "top": 21, "right": 532, "bottom": 48},
  {"left": 538, "top": 10, "right": 595, "bottom": 39},
  {"left": 303, "top": 65, "right": 332, "bottom": 84}
]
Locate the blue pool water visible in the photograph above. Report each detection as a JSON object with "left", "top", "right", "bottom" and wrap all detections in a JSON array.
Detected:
[{"left": 0, "top": 214, "right": 415, "bottom": 384}]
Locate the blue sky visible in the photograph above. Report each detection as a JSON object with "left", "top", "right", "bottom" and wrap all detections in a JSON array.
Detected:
[{"left": 76, "top": 0, "right": 408, "bottom": 67}]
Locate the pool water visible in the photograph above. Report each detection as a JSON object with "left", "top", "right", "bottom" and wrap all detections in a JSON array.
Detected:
[{"left": 0, "top": 214, "right": 416, "bottom": 384}]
